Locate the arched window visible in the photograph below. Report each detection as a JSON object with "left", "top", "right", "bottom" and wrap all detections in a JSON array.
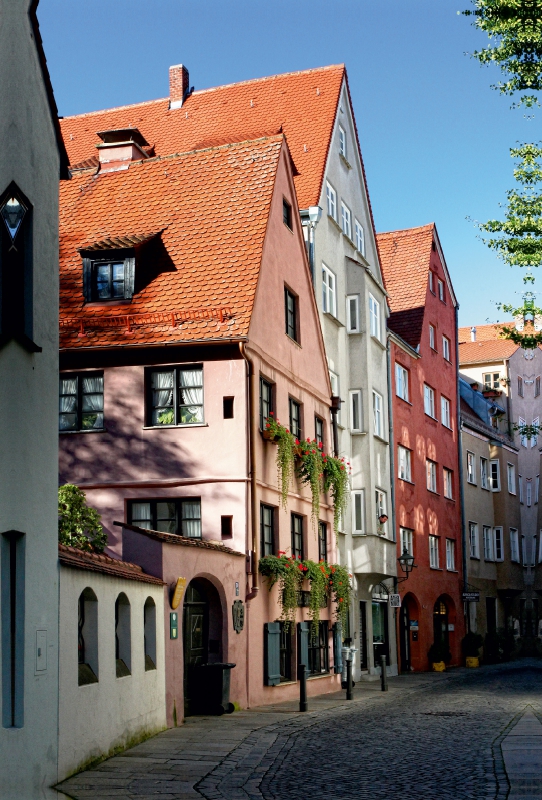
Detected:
[
  {"left": 144, "top": 597, "right": 157, "bottom": 671},
  {"left": 78, "top": 588, "right": 98, "bottom": 686},
  {"left": 115, "top": 593, "right": 131, "bottom": 677}
]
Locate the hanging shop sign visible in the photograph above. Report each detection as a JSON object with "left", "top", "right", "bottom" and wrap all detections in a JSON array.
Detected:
[
  {"left": 461, "top": 591, "right": 480, "bottom": 603},
  {"left": 389, "top": 594, "right": 401, "bottom": 608},
  {"left": 232, "top": 599, "right": 245, "bottom": 633},
  {"left": 171, "top": 577, "right": 187, "bottom": 609}
]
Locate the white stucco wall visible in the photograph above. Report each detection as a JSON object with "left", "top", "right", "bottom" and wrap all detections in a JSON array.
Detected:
[
  {"left": 304, "top": 78, "right": 396, "bottom": 677},
  {"left": 58, "top": 567, "right": 166, "bottom": 781},
  {"left": 0, "top": 3, "right": 62, "bottom": 797}
]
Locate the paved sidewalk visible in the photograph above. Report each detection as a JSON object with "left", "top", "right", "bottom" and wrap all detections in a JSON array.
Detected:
[{"left": 57, "top": 671, "right": 447, "bottom": 800}]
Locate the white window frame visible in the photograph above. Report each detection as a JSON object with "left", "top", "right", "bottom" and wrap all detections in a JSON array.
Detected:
[
  {"left": 429, "top": 271, "right": 435, "bottom": 294},
  {"left": 346, "top": 295, "right": 360, "bottom": 333},
  {"left": 480, "top": 457, "right": 489, "bottom": 489},
  {"left": 527, "top": 479, "right": 532, "bottom": 507},
  {"left": 483, "top": 526, "right": 494, "bottom": 561},
  {"left": 349, "top": 389, "right": 363, "bottom": 433},
  {"left": 532, "top": 417, "right": 539, "bottom": 448},
  {"left": 355, "top": 218, "right": 365, "bottom": 256},
  {"left": 398, "top": 445, "right": 412, "bottom": 482},
  {"left": 490, "top": 460, "right": 500, "bottom": 491},
  {"left": 469, "top": 522, "right": 479, "bottom": 559},
  {"left": 341, "top": 201, "right": 352, "bottom": 239},
  {"left": 467, "top": 451, "right": 476, "bottom": 484},
  {"left": 351, "top": 489, "right": 365, "bottom": 535},
  {"left": 429, "top": 324, "right": 435, "bottom": 350},
  {"left": 372, "top": 390, "right": 384, "bottom": 438},
  {"left": 426, "top": 459, "right": 437, "bottom": 493},
  {"left": 446, "top": 538, "right": 455, "bottom": 571},
  {"left": 510, "top": 528, "right": 519, "bottom": 562},
  {"left": 400, "top": 527, "right": 413, "bottom": 556},
  {"left": 438, "top": 279, "right": 445, "bottom": 302},
  {"left": 443, "top": 467, "right": 453, "bottom": 499},
  {"left": 429, "top": 535, "right": 440, "bottom": 569},
  {"left": 423, "top": 384, "right": 435, "bottom": 418},
  {"left": 322, "top": 263, "right": 337, "bottom": 317},
  {"left": 519, "top": 416, "right": 527, "bottom": 448},
  {"left": 338, "top": 124, "right": 347, "bottom": 158},
  {"left": 483, "top": 372, "right": 500, "bottom": 390},
  {"left": 369, "top": 293, "right": 381, "bottom": 340},
  {"left": 494, "top": 527, "right": 504, "bottom": 562},
  {"left": 519, "top": 474, "right": 524, "bottom": 503},
  {"left": 326, "top": 181, "right": 337, "bottom": 221},
  {"left": 441, "top": 396, "right": 451, "bottom": 428},
  {"left": 395, "top": 363, "right": 409, "bottom": 402},
  {"left": 375, "top": 489, "right": 387, "bottom": 534},
  {"left": 442, "top": 335, "right": 451, "bottom": 362},
  {"left": 507, "top": 463, "right": 516, "bottom": 495}
]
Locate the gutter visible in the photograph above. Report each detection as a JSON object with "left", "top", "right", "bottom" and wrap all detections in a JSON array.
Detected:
[
  {"left": 239, "top": 342, "right": 259, "bottom": 602},
  {"left": 386, "top": 334, "right": 397, "bottom": 548},
  {"left": 455, "top": 307, "right": 469, "bottom": 620}
]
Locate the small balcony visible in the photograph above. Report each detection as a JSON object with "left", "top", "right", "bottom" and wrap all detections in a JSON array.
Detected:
[{"left": 351, "top": 533, "right": 397, "bottom": 581}]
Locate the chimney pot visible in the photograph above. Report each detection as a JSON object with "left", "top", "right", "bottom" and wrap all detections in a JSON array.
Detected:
[
  {"left": 169, "top": 64, "right": 190, "bottom": 110},
  {"left": 471, "top": 326, "right": 476, "bottom": 342}
]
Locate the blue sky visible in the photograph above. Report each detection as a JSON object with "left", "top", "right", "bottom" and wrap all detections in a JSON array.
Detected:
[{"left": 38, "top": 0, "right": 534, "bottom": 326}]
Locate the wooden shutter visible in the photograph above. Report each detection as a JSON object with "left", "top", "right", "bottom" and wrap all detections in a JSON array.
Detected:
[
  {"left": 82, "top": 258, "right": 92, "bottom": 302},
  {"left": 298, "top": 621, "right": 310, "bottom": 674},
  {"left": 124, "top": 256, "right": 135, "bottom": 300},
  {"left": 332, "top": 622, "right": 343, "bottom": 674},
  {"left": 264, "top": 622, "right": 281, "bottom": 686}
]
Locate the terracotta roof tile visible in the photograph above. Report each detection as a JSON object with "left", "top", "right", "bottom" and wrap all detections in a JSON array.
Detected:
[
  {"left": 58, "top": 543, "right": 164, "bottom": 584},
  {"left": 458, "top": 340, "right": 519, "bottom": 364},
  {"left": 60, "top": 65, "right": 345, "bottom": 210},
  {"left": 458, "top": 323, "right": 508, "bottom": 343},
  {"left": 59, "top": 135, "right": 283, "bottom": 349},
  {"left": 117, "top": 522, "right": 245, "bottom": 556},
  {"left": 376, "top": 224, "right": 435, "bottom": 348}
]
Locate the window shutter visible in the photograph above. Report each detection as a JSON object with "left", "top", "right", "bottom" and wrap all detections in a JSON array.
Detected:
[
  {"left": 298, "top": 621, "right": 310, "bottom": 673},
  {"left": 264, "top": 623, "right": 281, "bottom": 686},
  {"left": 332, "top": 622, "right": 343, "bottom": 674},
  {"left": 82, "top": 258, "right": 92, "bottom": 302},
  {"left": 124, "top": 256, "right": 135, "bottom": 300}
]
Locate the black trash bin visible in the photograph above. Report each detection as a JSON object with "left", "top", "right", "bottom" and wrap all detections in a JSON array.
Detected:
[{"left": 192, "top": 662, "right": 236, "bottom": 715}]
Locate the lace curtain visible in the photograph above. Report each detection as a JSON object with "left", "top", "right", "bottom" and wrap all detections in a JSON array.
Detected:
[{"left": 182, "top": 501, "right": 201, "bottom": 539}]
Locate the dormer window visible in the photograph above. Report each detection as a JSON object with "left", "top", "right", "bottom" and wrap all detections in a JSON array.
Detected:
[{"left": 82, "top": 251, "right": 135, "bottom": 303}]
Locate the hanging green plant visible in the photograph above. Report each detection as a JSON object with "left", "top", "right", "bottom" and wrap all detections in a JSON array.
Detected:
[
  {"left": 263, "top": 415, "right": 296, "bottom": 509},
  {"left": 303, "top": 559, "right": 330, "bottom": 638},
  {"left": 297, "top": 438, "right": 325, "bottom": 525},
  {"left": 259, "top": 554, "right": 306, "bottom": 630},
  {"left": 328, "top": 563, "right": 352, "bottom": 629},
  {"left": 322, "top": 454, "right": 350, "bottom": 536}
]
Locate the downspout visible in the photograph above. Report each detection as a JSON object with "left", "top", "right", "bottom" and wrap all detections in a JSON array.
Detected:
[
  {"left": 386, "top": 335, "right": 397, "bottom": 549},
  {"left": 505, "top": 358, "right": 512, "bottom": 437},
  {"left": 455, "top": 307, "right": 469, "bottom": 629},
  {"left": 331, "top": 397, "right": 341, "bottom": 457},
  {"left": 239, "top": 342, "right": 259, "bottom": 601}
]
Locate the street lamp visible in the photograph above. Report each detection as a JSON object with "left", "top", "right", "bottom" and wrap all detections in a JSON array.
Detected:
[{"left": 397, "top": 546, "right": 416, "bottom": 583}]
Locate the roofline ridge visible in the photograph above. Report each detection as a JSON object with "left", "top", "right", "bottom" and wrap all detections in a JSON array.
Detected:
[
  {"left": 376, "top": 223, "right": 435, "bottom": 237},
  {"left": 61, "top": 64, "right": 345, "bottom": 122}
]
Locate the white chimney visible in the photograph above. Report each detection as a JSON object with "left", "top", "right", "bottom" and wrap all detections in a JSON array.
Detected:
[
  {"left": 96, "top": 128, "right": 150, "bottom": 173},
  {"left": 471, "top": 326, "right": 476, "bottom": 342}
]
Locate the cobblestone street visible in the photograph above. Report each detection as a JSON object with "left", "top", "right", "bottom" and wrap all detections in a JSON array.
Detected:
[{"left": 58, "top": 660, "right": 542, "bottom": 800}]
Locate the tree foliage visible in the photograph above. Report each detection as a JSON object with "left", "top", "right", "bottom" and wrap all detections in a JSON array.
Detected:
[
  {"left": 478, "top": 143, "right": 542, "bottom": 268},
  {"left": 463, "top": 1, "right": 542, "bottom": 107},
  {"left": 58, "top": 484, "right": 107, "bottom": 553}
]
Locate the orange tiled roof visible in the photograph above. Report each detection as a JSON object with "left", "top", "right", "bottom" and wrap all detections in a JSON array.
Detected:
[
  {"left": 458, "top": 323, "right": 507, "bottom": 343},
  {"left": 60, "top": 65, "right": 346, "bottom": 210},
  {"left": 458, "top": 339, "right": 519, "bottom": 364},
  {"left": 58, "top": 543, "right": 164, "bottom": 584},
  {"left": 376, "top": 224, "right": 435, "bottom": 348},
  {"left": 59, "top": 135, "right": 284, "bottom": 349}
]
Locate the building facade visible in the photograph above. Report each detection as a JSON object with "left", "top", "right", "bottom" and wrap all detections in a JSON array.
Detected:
[
  {"left": 0, "top": 3, "right": 68, "bottom": 797},
  {"left": 378, "top": 224, "right": 465, "bottom": 670}
]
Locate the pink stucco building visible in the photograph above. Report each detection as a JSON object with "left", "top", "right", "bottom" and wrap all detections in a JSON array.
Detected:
[{"left": 59, "top": 128, "right": 342, "bottom": 719}]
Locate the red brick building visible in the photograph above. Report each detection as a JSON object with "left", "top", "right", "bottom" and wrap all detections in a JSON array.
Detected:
[{"left": 377, "top": 224, "right": 465, "bottom": 670}]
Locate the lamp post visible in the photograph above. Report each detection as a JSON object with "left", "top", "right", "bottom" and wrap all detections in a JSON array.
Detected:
[{"left": 397, "top": 546, "right": 416, "bottom": 584}]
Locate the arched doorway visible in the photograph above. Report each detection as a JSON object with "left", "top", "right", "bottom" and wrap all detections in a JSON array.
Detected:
[
  {"left": 433, "top": 597, "right": 450, "bottom": 659},
  {"left": 183, "top": 578, "right": 223, "bottom": 715}
]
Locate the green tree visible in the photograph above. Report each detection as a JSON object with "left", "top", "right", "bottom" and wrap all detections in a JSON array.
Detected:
[
  {"left": 463, "top": 1, "right": 542, "bottom": 107},
  {"left": 58, "top": 484, "right": 107, "bottom": 552}
]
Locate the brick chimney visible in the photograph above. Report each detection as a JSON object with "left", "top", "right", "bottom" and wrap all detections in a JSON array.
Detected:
[
  {"left": 96, "top": 128, "right": 150, "bottom": 173},
  {"left": 169, "top": 64, "right": 190, "bottom": 110}
]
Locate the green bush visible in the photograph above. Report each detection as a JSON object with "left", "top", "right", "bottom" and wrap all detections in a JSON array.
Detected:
[
  {"left": 58, "top": 484, "right": 107, "bottom": 553},
  {"left": 428, "top": 641, "right": 451, "bottom": 664}
]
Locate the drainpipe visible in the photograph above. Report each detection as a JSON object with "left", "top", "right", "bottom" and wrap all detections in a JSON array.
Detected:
[
  {"left": 386, "top": 335, "right": 397, "bottom": 548},
  {"left": 455, "top": 307, "right": 469, "bottom": 628},
  {"left": 505, "top": 358, "right": 512, "bottom": 438},
  {"left": 239, "top": 342, "right": 259, "bottom": 602},
  {"left": 302, "top": 206, "right": 322, "bottom": 285},
  {"left": 331, "top": 396, "right": 341, "bottom": 457}
]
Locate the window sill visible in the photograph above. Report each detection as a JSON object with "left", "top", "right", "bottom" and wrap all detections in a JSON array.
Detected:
[
  {"left": 342, "top": 231, "right": 355, "bottom": 248},
  {"left": 424, "top": 413, "right": 438, "bottom": 422},
  {"left": 470, "top": 556, "right": 480, "bottom": 561},
  {"left": 286, "top": 334, "right": 302, "bottom": 348},
  {"left": 442, "top": 423, "right": 453, "bottom": 431},
  {"left": 467, "top": 480, "right": 477, "bottom": 486},
  {"left": 327, "top": 214, "right": 343, "bottom": 234},
  {"left": 446, "top": 569, "right": 459, "bottom": 573},
  {"left": 399, "top": 478, "right": 415, "bottom": 486},
  {"left": 397, "top": 397, "right": 412, "bottom": 406},
  {"left": 429, "top": 566, "right": 443, "bottom": 571},
  {"left": 444, "top": 496, "right": 455, "bottom": 502},
  {"left": 371, "top": 335, "right": 387, "bottom": 351},
  {"left": 323, "top": 311, "right": 344, "bottom": 328},
  {"left": 351, "top": 430, "right": 366, "bottom": 436},
  {"left": 427, "top": 489, "right": 439, "bottom": 496},
  {"left": 508, "top": 492, "right": 517, "bottom": 496},
  {"left": 60, "top": 428, "right": 106, "bottom": 435},
  {"left": 307, "top": 672, "right": 331, "bottom": 680},
  {"left": 84, "top": 299, "right": 132, "bottom": 308},
  {"left": 143, "top": 423, "right": 209, "bottom": 430},
  {"left": 339, "top": 153, "right": 352, "bottom": 169},
  {"left": 373, "top": 434, "right": 389, "bottom": 445}
]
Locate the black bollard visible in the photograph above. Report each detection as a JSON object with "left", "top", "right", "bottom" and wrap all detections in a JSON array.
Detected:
[
  {"left": 346, "top": 658, "right": 353, "bottom": 700},
  {"left": 380, "top": 654, "right": 388, "bottom": 692},
  {"left": 298, "top": 663, "right": 308, "bottom": 712}
]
